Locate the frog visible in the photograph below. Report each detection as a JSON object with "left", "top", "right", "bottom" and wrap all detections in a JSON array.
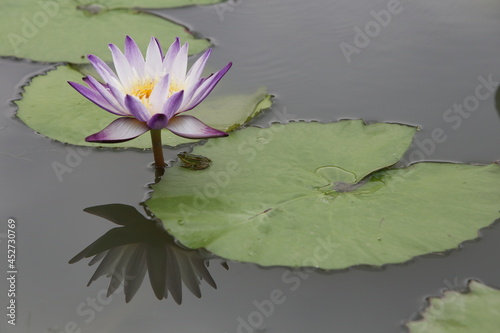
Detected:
[{"left": 177, "top": 152, "right": 212, "bottom": 170}]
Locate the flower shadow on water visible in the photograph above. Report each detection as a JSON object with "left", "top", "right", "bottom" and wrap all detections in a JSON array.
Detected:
[{"left": 69, "top": 203, "right": 226, "bottom": 303}]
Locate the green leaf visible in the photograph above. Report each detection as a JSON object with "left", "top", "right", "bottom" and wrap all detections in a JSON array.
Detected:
[
  {"left": 146, "top": 121, "right": 500, "bottom": 269},
  {"left": 77, "top": 0, "right": 223, "bottom": 9},
  {"left": 407, "top": 281, "right": 500, "bottom": 333},
  {"left": 0, "top": 0, "right": 212, "bottom": 63},
  {"left": 15, "top": 65, "right": 272, "bottom": 149}
]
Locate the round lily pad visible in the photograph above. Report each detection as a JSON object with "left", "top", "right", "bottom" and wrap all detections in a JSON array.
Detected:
[
  {"left": 146, "top": 121, "right": 500, "bottom": 269},
  {"left": 0, "top": 0, "right": 211, "bottom": 63},
  {"left": 407, "top": 281, "right": 500, "bottom": 333},
  {"left": 15, "top": 65, "right": 272, "bottom": 148}
]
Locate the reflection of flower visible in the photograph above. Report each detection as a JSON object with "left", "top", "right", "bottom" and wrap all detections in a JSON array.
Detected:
[
  {"left": 69, "top": 36, "right": 231, "bottom": 143},
  {"left": 69, "top": 204, "right": 224, "bottom": 303}
]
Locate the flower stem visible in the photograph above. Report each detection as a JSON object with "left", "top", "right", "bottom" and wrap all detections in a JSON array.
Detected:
[{"left": 150, "top": 129, "right": 165, "bottom": 168}]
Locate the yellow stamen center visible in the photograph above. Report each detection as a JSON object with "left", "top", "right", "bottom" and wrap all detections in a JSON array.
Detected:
[
  {"left": 128, "top": 78, "right": 184, "bottom": 111},
  {"left": 130, "top": 80, "right": 156, "bottom": 102},
  {"left": 168, "top": 80, "right": 183, "bottom": 97}
]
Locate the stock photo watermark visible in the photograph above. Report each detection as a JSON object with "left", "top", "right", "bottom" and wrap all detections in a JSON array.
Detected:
[
  {"left": 5, "top": 218, "right": 17, "bottom": 326},
  {"left": 51, "top": 146, "right": 92, "bottom": 182},
  {"left": 227, "top": 235, "right": 339, "bottom": 333},
  {"left": 51, "top": 270, "right": 130, "bottom": 333},
  {"left": 8, "top": 0, "right": 70, "bottom": 55},
  {"left": 214, "top": 0, "right": 241, "bottom": 22},
  {"left": 340, "top": 0, "right": 412, "bottom": 64},
  {"left": 387, "top": 74, "right": 498, "bottom": 189},
  {"left": 50, "top": 118, "right": 111, "bottom": 182},
  {"left": 411, "top": 74, "right": 496, "bottom": 162}
]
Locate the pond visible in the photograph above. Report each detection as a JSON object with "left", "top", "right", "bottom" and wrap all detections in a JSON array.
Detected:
[{"left": 1, "top": 0, "right": 500, "bottom": 332}]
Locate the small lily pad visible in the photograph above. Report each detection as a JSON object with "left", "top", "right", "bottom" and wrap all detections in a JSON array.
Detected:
[
  {"left": 15, "top": 65, "right": 272, "bottom": 148},
  {"left": 0, "top": 0, "right": 212, "bottom": 63},
  {"left": 146, "top": 121, "right": 500, "bottom": 269},
  {"left": 407, "top": 281, "right": 500, "bottom": 333}
]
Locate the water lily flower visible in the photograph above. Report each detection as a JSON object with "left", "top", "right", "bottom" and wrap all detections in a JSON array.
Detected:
[{"left": 68, "top": 36, "right": 232, "bottom": 167}]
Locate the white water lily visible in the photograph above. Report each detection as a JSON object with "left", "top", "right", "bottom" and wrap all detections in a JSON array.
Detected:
[{"left": 68, "top": 36, "right": 232, "bottom": 166}]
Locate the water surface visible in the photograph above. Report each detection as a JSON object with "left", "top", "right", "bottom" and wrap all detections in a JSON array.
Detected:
[{"left": 1, "top": 0, "right": 500, "bottom": 332}]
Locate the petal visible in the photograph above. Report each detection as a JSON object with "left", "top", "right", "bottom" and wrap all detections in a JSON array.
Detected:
[
  {"left": 106, "top": 82, "right": 128, "bottom": 111},
  {"left": 165, "top": 115, "right": 228, "bottom": 139},
  {"left": 162, "top": 90, "right": 184, "bottom": 119},
  {"left": 124, "top": 95, "right": 151, "bottom": 123},
  {"left": 109, "top": 43, "right": 134, "bottom": 88},
  {"left": 87, "top": 54, "right": 119, "bottom": 84},
  {"left": 184, "top": 62, "right": 232, "bottom": 111},
  {"left": 83, "top": 76, "right": 129, "bottom": 116},
  {"left": 179, "top": 78, "right": 205, "bottom": 111},
  {"left": 85, "top": 117, "right": 149, "bottom": 143},
  {"left": 170, "top": 42, "right": 188, "bottom": 82},
  {"left": 148, "top": 74, "right": 170, "bottom": 109},
  {"left": 147, "top": 113, "right": 168, "bottom": 130},
  {"left": 68, "top": 81, "right": 125, "bottom": 116},
  {"left": 185, "top": 48, "right": 212, "bottom": 87},
  {"left": 145, "top": 37, "right": 163, "bottom": 77},
  {"left": 124, "top": 36, "right": 145, "bottom": 77},
  {"left": 162, "top": 37, "right": 181, "bottom": 74}
]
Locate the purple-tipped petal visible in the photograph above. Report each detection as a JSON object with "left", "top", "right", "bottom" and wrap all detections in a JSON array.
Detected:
[
  {"left": 147, "top": 113, "right": 168, "bottom": 130},
  {"left": 162, "top": 90, "right": 184, "bottom": 119},
  {"left": 165, "top": 115, "right": 228, "bottom": 139},
  {"left": 106, "top": 82, "right": 127, "bottom": 110},
  {"left": 148, "top": 74, "right": 170, "bottom": 108},
  {"left": 179, "top": 78, "right": 206, "bottom": 111},
  {"left": 125, "top": 36, "right": 145, "bottom": 77},
  {"left": 85, "top": 117, "right": 149, "bottom": 143},
  {"left": 87, "top": 54, "right": 119, "bottom": 84},
  {"left": 170, "top": 42, "right": 188, "bottom": 82},
  {"left": 83, "top": 76, "right": 128, "bottom": 116},
  {"left": 124, "top": 95, "right": 151, "bottom": 123},
  {"left": 109, "top": 43, "right": 134, "bottom": 88},
  {"left": 162, "top": 38, "right": 181, "bottom": 74},
  {"left": 185, "top": 48, "right": 212, "bottom": 87},
  {"left": 145, "top": 37, "right": 163, "bottom": 77},
  {"left": 68, "top": 81, "right": 125, "bottom": 116},
  {"left": 184, "top": 62, "right": 232, "bottom": 111}
]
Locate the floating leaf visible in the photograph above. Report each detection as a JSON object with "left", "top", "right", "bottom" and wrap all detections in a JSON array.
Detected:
[
  {"left": 77, "top": 0, "right": 223, "bottom": 9},
  {"left": 0, "top": 0, "right": 212, "bottom": 63},
  {"left": 146, "top": 121, "right": 500, "bottom": 269},
  {"left": 15, "top": 65, "right": 272, "bottom": 148},
  {"left": 407, "top": 281, "right": 500, "bottom": 333}
]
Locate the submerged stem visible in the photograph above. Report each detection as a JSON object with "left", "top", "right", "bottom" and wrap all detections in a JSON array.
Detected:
[{"left": 150, "top": 130, "right": 165, "bottom": 168}]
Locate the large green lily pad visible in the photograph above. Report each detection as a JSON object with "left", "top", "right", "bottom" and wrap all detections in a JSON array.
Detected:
[
  {"left": 407, "top": 281, "right": 500, "bottom": 333},
  {"left": 15, "top": 65, "right": 272, "bottom": 148},
  {"left": 0, "top": 0, "right": 213, "bottom": 63},
  {"left": 146, "top": 121, "right": 500, "bottom": 269}
]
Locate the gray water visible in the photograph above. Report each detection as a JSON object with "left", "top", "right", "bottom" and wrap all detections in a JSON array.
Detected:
[{"left": 1, "top": 0, "right": 500, "bottom": 332}]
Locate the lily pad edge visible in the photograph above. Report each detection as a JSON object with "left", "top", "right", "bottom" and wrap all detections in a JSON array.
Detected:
[{"left": 405, "top": 279, "right": 500, "bottom": 332}]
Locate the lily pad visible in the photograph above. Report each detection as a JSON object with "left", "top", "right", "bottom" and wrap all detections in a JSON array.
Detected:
[
  {"left": 15, "top": 65, "right": 272, "bottom": 148},
  {"left": 146, "top": 121, "right": 500, "bottom": 269},
  {"left": 0, "top": 0, "right": 212, "bottom": 63},
  {"left": 407, "top": 281, "right": 500, "bottom": 333},
  {"left": 77, "top": 0, "right": 223, "bottom": 9}
]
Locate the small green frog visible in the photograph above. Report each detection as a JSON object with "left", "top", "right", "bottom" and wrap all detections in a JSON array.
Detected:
[{"left": 177, "top": 152, "right": 212, "bottom": 170}]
